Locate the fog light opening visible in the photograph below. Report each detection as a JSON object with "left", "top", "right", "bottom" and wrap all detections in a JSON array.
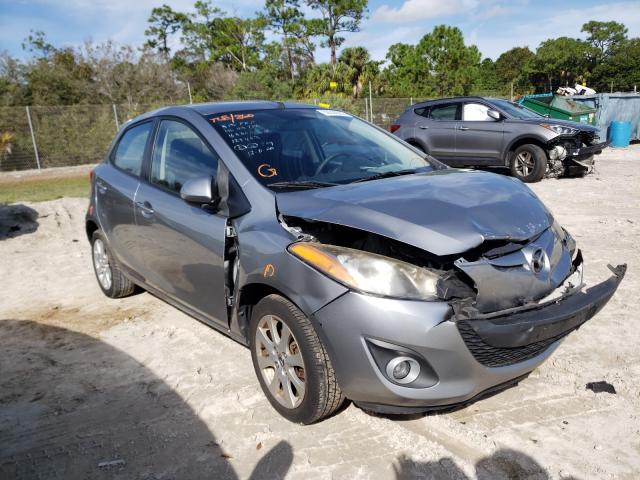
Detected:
[{"left": 386, "top": 356, "right": 420, "bottom": 385}]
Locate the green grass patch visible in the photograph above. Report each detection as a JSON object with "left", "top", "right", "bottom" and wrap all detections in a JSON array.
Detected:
[{"left": 0, "top": 175, "right": 89, "bottom": 203}]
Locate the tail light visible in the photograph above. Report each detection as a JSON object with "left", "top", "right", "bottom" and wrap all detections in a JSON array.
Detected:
[
  {"left": 89, "top": 169, "right": 95, "bottom": 182},
  {"left": 389, "top": 124, "right": 400, "bottom": 134}
]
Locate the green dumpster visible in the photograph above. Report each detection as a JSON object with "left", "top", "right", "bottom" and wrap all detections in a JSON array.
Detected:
[{"left": 518, "top": 94, "right": 597, "bottom": 125}]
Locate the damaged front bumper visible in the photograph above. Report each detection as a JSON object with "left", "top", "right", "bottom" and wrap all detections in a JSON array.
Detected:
[
  {"left": 313, "top": 262, "right": 625, "bottom": 414},
  {"left": 565, "top": 141, "right": 608, "bottom": 162},
  {"left": 547, "top": 139, "right": 608, "bottom": 175},
  {"left": 454, "top": 263, "right": 626, "bottom": 366}
]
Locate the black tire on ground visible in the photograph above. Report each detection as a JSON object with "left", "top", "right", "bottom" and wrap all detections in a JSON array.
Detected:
[
  {"left": 509, "top": 144, "right": 547, "bottom": 183},
  {"left": 249, "top": 294, "right": 344, "bottom": 424},
  {"left": 91, "top": 230, "right": 136, "bottom": 298},
  {"left": 564, "top": 155, "right": 593, "bottom": 178},
  {"left": 564, "top": 165, "right": 589, "bottom": 178}
]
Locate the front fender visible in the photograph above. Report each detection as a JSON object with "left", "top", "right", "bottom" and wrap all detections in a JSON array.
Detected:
[
  {"left": 503, "top": 133, "right": 556, "bottom": 165},
  {"left": 230, "top": 213, "right": 348, "bottom": 339}
]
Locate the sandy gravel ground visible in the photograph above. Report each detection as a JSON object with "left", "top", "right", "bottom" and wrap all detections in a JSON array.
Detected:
[{"left": 1, "top": 147, "right": 639, "bottom": 479}]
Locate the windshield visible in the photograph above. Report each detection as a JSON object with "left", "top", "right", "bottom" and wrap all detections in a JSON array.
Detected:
[
  {"left": 491, "top": 99, "right": 543, "bottom": 120},
  {"left": 207, "top": 108, "right": 433, "bottom": 189}
]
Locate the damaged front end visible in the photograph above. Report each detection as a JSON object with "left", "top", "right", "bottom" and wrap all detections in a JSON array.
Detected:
[
  {"left": 545, "top": 129, "right": 608, "bottom": 178},
  {"left": 281, "top": 215, "right": 625, "bottom": 369}
]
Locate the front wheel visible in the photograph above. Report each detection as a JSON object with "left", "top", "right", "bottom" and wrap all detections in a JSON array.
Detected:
[
  {"left": 249, "top": 294, "right": 344, "bottom": 424},
  {"left": 509, "top": 144, "right": 547, "bottom": 182}
]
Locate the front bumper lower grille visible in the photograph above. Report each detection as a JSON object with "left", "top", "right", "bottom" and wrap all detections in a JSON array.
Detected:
[
  {"left": 453, "top": 263, "right": 626, "bottom": 369},
  {"left": 457, "top": 320, "right": 567, "bottom": 367}
]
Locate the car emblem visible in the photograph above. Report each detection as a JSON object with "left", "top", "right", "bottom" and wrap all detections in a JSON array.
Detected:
[{"left": 531, "top": 248, "right": 546, "bottom": 274}]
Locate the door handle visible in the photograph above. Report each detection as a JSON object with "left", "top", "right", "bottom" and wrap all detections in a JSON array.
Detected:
[
  {"left": 96, "top": 182, "right": 108, "bottom": 194},
  {"left": 136, "top": 201, "right": 154, "bottom": 217},
  {"left": 418, "top": 125, "right": 429, "bottom": 129},
  {"left": 459, "top": 126, "right": 470, "bottom": 131}
]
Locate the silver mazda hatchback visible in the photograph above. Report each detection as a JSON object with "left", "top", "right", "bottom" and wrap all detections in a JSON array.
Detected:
[{"left": 86, "top": 102, "right": 625, "bottom": 424}]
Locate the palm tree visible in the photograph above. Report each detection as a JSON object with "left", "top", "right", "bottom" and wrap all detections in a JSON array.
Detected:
[{"left": 339, "top": 47, "right": 376, "bottom": 98}]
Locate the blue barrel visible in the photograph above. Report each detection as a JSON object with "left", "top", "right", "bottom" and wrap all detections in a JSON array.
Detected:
[{"left": 609, "top": 121, "right": 632, "bottom": 147}]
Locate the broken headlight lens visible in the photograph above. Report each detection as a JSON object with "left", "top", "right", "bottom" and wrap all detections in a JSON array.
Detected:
[
  {"left": 289, "top": 242, "right": 441, "bottom": 300},
  {"left": 540, "top": 123, "right": 579, "bottom": 136}
]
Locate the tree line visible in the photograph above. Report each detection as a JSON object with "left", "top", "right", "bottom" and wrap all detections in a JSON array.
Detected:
[{"left": 1, "top": 0, "right": 639, "bottom": 108}]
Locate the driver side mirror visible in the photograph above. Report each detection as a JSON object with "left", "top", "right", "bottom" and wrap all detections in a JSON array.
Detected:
[
  {"left": 180, "top": 175, "right": 219, "bottom": 207},
  {"left": 487, "top": 109, "right": 501, "bottom": 121}
]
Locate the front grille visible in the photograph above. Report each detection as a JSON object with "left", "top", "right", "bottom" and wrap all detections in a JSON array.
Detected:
[{"left": 457, "top": 320, "right": 568, "bottom": 368}]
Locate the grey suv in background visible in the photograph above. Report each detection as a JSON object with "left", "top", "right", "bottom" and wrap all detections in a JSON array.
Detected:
[
  {"left": 86, "top": 102, "right": 624, "bottom": 424},
  {"left": 390, "top": 97, "right": 607, "bottom": 182}
]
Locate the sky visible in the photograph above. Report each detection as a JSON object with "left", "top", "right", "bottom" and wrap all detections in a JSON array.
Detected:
[{"left": 1, "top": 0, "right": 640, "bottom": 62}]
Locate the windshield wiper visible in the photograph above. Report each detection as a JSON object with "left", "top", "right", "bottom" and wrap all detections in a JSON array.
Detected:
[
  {"left": 351, "top": 168, "right": 424, "bottom": 183},
  {"left": 267, "top": 180, "right": 338, "bottom": 190}
]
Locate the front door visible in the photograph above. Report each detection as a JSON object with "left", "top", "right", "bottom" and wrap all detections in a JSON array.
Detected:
[
  {"left": 456, "top": 102, "right": 505, "bottom": 165},
  {"left": 134, "top": 119, "right": 228, "bottom": 327}
]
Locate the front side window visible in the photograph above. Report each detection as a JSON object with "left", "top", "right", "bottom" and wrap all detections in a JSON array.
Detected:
[
  {"left": 207, "top": 109, "right": 433, "bottom": 188},
  {"left": 112, "top": 122, "right": 152, "bottom": 176},
  {"left": 150, "top": 120, "right": 218, "bottom": 193},
  {"left": 463, "top": 103, "right": 492, "bottom": 121},
  {"left": 430, "top": 104, "right": 459, "bottom": 121}
]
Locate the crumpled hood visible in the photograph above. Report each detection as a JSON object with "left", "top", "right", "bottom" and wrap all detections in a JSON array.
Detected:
[
  {"left": 510, "top": 118, "right": 599, "bottom": 134},
  {"left": 276, "top": 169, "right": 552, "bottom": 257}
]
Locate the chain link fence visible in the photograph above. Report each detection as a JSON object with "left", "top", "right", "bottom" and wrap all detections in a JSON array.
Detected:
[
  {"left": 0, "top": 96, "right": 510, "bottom": 172},
  {"left": 0, "top": 103, "right": 164, "bottom": 171}
]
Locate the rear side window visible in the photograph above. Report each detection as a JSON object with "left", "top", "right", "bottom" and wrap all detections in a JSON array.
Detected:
[
  {"left": 150, "top": 120, "right": 218, "bottom": 193},
  {"left": 430, "top": 104, "right": 459, "bottom": 121},
  {"left": 112, "top": 122, "right": 152, "bottom": 176}
]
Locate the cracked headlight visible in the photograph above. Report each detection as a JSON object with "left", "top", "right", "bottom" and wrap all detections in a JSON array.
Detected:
[
  {"left": 289, "top": 242, "right": 441, "bottom": 300},
  {"left": 540, "top": 123, "right": 579, "bottom": 135}
]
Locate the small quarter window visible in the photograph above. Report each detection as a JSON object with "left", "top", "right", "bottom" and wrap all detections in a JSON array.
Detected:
[
  {"left": 113, "top": 122, "right": 152, "bottom": 176},
  {"left": 414, "top": 107, "right": 429, "bottom": 117}
]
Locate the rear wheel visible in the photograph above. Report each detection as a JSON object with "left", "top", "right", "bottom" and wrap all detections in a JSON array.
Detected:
[
  {"left": 509, "top": 144, "right": 546, "bottom": 182},
  {"left": 91, "top": 231, "right": 136, "bottom": 298},
  {"left": 249, "top": 294, "right": 344, "bottom": 424}
]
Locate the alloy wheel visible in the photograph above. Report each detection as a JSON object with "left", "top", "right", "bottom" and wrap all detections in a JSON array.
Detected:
[
  {"left": 514, "top": 151, "right": 535, "bottom": 177},
  {"left": 93, "top": 238, "right": 112, "bottom": 290},
  {"left": 254, "top": 314, "right": 306, "bottom": 409}
]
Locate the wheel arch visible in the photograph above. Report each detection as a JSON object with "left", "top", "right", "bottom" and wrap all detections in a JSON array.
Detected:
[
  {"left": 404, "top": 137, "right": 429, "bottom": 153},
  {"left": 233, "top": 280, "right": 345, "bottom": 387},
  {"left": 86, "top": 218, "right": 99, "bottom": 242},
  {"left": 504, "top": 136, "right": 549, "bottom": 167}
]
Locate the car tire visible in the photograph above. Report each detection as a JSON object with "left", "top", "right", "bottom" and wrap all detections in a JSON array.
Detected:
[
  {"left": 249, "top": 294, "right": 344, "bottom": 424},
  {"left": 509, "top": 144, "right": 547, "bottom": 183},
  {"left": 91, "top": 230, "right": 136, "bottom": 298}
]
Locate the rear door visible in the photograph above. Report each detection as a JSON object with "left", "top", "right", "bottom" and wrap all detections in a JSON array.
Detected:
[
  {"left": 96, "top": 121, "right": 153, "bottom": 273},
  {"left": 456, "top": 102, "right": 505, "bottom": 165},
  {"left": 134, "top": 118, "right": 228, "bottom": 327},
  {"left": 418, "top": 102, "right": 461, "bottom": 164}
]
